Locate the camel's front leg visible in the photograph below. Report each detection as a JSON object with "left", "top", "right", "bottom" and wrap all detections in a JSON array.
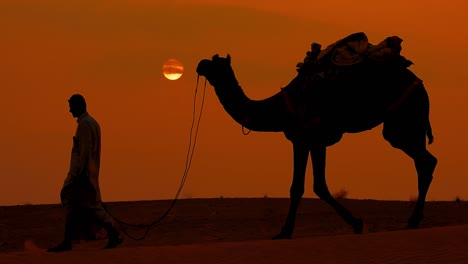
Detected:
[
  {"left": 311, "top": 144, "right": 364, "bottom": 234},
  {"left": 272, "top": 142, "right": 309, "bottom": 240}
]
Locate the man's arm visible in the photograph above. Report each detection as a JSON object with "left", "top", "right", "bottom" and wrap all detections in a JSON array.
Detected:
[{"left": 67, "top": 121, "right": 92, "bottom": 180}]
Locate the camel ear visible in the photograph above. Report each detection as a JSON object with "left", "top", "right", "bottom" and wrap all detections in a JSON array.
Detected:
[{"left": 227, "top": 54, "right": 231, "bottom": 64}]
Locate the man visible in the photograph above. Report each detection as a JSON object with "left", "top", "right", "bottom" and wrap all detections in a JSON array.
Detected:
[{"left": 48, "top": 94, "right": 122, "bottom": 252}]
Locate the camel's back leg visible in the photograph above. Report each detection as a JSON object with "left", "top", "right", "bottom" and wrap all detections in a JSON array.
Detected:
[
  {"left": 383, "top": 84, "right": 437, "bottom": 228},
  {"left": 310, "top": 143, "right": 364, "bottom": 234}
]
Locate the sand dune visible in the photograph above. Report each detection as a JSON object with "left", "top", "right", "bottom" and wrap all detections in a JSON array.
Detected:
[
  {"left": 1, "top": 198, "right": 467, "bottom": 263},
  {"left": 1, "top": 224, "right": 467, "bottom": 264}
]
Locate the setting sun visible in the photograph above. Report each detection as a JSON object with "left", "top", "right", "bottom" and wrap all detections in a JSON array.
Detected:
[{"left": 162, "top": 58, "right": 184, "bottom": 80}]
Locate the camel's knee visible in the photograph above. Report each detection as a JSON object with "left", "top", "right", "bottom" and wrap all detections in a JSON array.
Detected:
[
  {"left": 414, "top": 152, "right": 437, "bottom": 194},
  {"left": 418, "top": 174, "right": 433, "bottom": 191},
  {"left": 290, "top": 186, "right": 304, "bottom": 200},
  {"left": 416, "top": 151, "right": 437, "bottom": 176}
]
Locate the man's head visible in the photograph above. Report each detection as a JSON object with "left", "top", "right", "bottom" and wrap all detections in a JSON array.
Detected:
[{"left": 68, "top": 94, "right": 87, "bottom": 118}]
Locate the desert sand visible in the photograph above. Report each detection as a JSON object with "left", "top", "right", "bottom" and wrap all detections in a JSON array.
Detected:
[{"left": 1, "top": 198, "right": 467, "bottom": 263}]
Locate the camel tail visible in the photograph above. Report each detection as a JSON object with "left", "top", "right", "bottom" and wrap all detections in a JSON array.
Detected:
[
  {"left": 420, "top": 81, "right": 434, "bottom": 145},
  {"left": 427, "top": 118, "right": 434, "bottom": 145}
]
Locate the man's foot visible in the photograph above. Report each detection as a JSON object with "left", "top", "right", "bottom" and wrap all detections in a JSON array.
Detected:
[
  {"left": 102, "top": 222, "right": 123, "bottom": 249},
  {"left": 47, "top": 241, "right": 72, "bottom": 252},
  {"left": 104, "top": 236, "right": 123, "bottom": 249},
  {"left": 272, "top": 232, "right": 291, "bottom": 240}
]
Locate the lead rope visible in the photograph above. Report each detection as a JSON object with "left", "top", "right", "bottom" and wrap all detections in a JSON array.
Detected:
[
  {"left": 102, "top": 75, "right": 207, "bottom": 240},
  {"left": 242, "top": 126, "right": 251, "bottom": 135}
]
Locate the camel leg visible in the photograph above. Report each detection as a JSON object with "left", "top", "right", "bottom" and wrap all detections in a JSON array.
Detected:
[
  {"left": 385, "top": 136, "right": 437, "bottom": 228},
  {"left": 272, "top": 141, "right": 309, "bottom": 239},
  {"left": 406, "top": 148, "right": 437, "bottom": 228},
  {"left": 383, "top": 84, "right": 437, "bottom": 228},
  {"left": 412, "top": 153, "right": 437, "bottom": 226},
  {"left": 310, "top": 144, "right": 364, "bottom": 234}
]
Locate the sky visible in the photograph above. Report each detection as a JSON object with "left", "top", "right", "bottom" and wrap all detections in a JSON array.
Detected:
[{"left": 1, "top": 0, "right": 467, "bottom": 205}]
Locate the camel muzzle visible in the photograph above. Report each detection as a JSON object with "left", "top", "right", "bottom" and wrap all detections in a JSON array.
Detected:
[{"left": 196, "top": 59, "right": 212, "bottom": 77}]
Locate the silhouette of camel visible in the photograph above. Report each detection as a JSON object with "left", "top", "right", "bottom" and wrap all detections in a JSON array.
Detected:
[{"left": 196, "top": 42, "right": 437, "bottom": 239}]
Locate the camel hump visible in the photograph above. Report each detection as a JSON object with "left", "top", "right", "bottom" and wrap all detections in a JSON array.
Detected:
[{"left": 320, "top": 32, "right": 369, "bottom": 66}]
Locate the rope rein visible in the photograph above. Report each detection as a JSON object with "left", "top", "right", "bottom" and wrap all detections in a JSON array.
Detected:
[{"left": 102, "top": 75, "right": 207, "bottom": 240}]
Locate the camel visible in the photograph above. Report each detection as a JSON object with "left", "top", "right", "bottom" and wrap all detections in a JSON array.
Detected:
[{"left": 196, "top": 35, "right": 437, "bottom": 239}]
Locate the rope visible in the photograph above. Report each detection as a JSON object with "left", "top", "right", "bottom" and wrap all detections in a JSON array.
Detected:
[
  {"left": 241, "top": 126, "right": 251, "bottom": 135},
  {"left": 102, "top": 75, "right": 207, "bottom": 240}
]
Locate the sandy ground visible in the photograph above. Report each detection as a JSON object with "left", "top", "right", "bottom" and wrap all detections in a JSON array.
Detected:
[{"left": 1, "top": 198, "right": 467, "bottom": 263}]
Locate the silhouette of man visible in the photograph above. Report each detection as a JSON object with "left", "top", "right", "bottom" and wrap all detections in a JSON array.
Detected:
[{"left": 48, "top": 94, "right": 122, "bottom": 252}]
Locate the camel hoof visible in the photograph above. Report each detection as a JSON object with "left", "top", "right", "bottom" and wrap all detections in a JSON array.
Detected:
[
  {"left": 407, "top": 213, "right": 423, "bottom": 229},
  {"left": 407, "top": 219, "right": 420, "bottom": 229},
  {"left": 352, "top": 218, "right": 364, "bottom": 234},
  {"left": 272, "top": 232, "right": 291, "bottom": 240}
]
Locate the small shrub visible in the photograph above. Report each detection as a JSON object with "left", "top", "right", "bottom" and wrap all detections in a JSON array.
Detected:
[{"left": 333, "top": 189, "right": 348, "bottom": 199}]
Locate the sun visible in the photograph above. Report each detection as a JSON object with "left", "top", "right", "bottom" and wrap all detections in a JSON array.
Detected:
[{"left": 162, "top": 59, "right": 184, "bottom": 80}]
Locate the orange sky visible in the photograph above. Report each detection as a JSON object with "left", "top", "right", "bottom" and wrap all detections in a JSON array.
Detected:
[{"left": 1, "top": 0, "right": 467, "bottom": 205}]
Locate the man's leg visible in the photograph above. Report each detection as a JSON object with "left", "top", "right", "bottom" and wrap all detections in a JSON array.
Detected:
[
  {"left": 91, "top": 202, "right": 122, "bottom": 249},
  {"left": 48, "top": 185, "right": 82, "bottom": 252},
  {"left": 78, "top": 207, "right": 98, "bottom": 241},
  {"left": 47, "top": 206, "right": 75, "bottom": 252}
]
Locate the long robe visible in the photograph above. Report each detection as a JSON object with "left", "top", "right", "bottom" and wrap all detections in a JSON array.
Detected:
[
  {"left": 61, "top": 112, "right": 109, "bottom": 240},
  {"left": 62, "top": 112, "right": 102, "bottom": 205}
]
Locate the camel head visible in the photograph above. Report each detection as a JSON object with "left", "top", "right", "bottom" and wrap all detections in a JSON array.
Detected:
[{"left": 196, "top": 54, "right": 238, "bottom": 87}]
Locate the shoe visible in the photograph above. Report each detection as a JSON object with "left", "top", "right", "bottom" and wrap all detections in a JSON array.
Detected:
[
  {"left": 102, "top": 222, "right": 123, "bottom": 249},
  {"left": 104, "top": 236, "right": 123, "bottom": 249},
  {"left": 47, "top": 241, "right": 72, "bottom": 252}
]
